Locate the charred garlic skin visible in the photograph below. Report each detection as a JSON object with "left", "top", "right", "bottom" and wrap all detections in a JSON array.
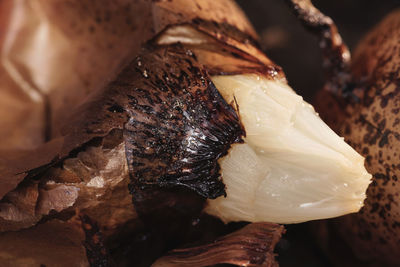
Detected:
[{"left": 114, "top": 45, "right": 244, "bottom": 199}]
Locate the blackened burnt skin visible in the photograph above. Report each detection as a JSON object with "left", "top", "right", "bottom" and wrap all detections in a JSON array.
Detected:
[{"left": 115, "top": 45, "right": 244, "bottom": 199}]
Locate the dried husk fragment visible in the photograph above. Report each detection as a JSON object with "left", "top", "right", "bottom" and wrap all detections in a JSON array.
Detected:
[
  {"left": 152, "top": 222, "right": 284, "bottom": 267},
  {"left": 0, "top": 130, "right": 137, "bottom": 234}
]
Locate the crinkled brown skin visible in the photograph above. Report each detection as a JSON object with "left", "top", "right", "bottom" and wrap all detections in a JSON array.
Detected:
[
  {"left": 0, "top": 132, "right": 137, "bottom": 233},
  {"left": 0, "top": 0, "right": 256, "bottom": 150},
  {"left": 152, "top": 222, "right": 284, "bottom": 267},
  {"left": 316, "top": 9, "right": 400, "bottom": 265}
]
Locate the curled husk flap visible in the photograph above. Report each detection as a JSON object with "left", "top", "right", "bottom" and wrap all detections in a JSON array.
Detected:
[
  {"left": 152, "top": 222, "right": 284, "bottom": 267},
  {"left": 0, "top": 130, "right": 137, "bottom": 233}
]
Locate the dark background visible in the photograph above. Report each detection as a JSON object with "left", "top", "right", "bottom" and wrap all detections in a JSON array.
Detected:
[
  {"left": 235, "top": 1, "right": 400, "bottom": 266},
  {"left": 237, "top": 0, "right": 400, "bottom": 102}
]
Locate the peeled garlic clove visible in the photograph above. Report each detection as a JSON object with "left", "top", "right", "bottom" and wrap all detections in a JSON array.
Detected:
[{"left": 205, "top": 74, "right": 371, "bottom": 224}]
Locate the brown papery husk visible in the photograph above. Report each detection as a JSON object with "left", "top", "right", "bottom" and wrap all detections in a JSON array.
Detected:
[
  {"left": 152, "top": 222, "right": 284, "bottom": 267},
  {"left": 0, "top": 130, "right": 137, "bottom": 234},
  {"left": 0, "top": 0, "right": 256, "bottom": 150},
  {"left": 314, "top": 8, "right": 400, "bottom": 266},
  {"left": 155, "top": 23, "right": 284, "bottom": 79}
]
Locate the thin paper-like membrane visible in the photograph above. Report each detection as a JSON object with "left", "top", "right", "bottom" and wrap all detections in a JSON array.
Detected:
[
  {"left": 0, "top": 0, "right": 153, "bottom": 242},
  {"left": 0, "top": 0, "right": 153, "bottom": 150},
  {"left": 0, "top": 0, "right": 255, "bottom": 151}
]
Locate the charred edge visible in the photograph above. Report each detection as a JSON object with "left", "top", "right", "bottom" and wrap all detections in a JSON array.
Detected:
[
  {"left": 123, "top": 44, "right": 244, "bottom": 200},
  {"left": 80, "top": 214, "right": 113, "bottom": 267},
  {"left": 152, "top": 222, "right": 285, "bottom": 267},
  {"left": 286, "top": 0, "right": 352, "bottom": 96}
]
